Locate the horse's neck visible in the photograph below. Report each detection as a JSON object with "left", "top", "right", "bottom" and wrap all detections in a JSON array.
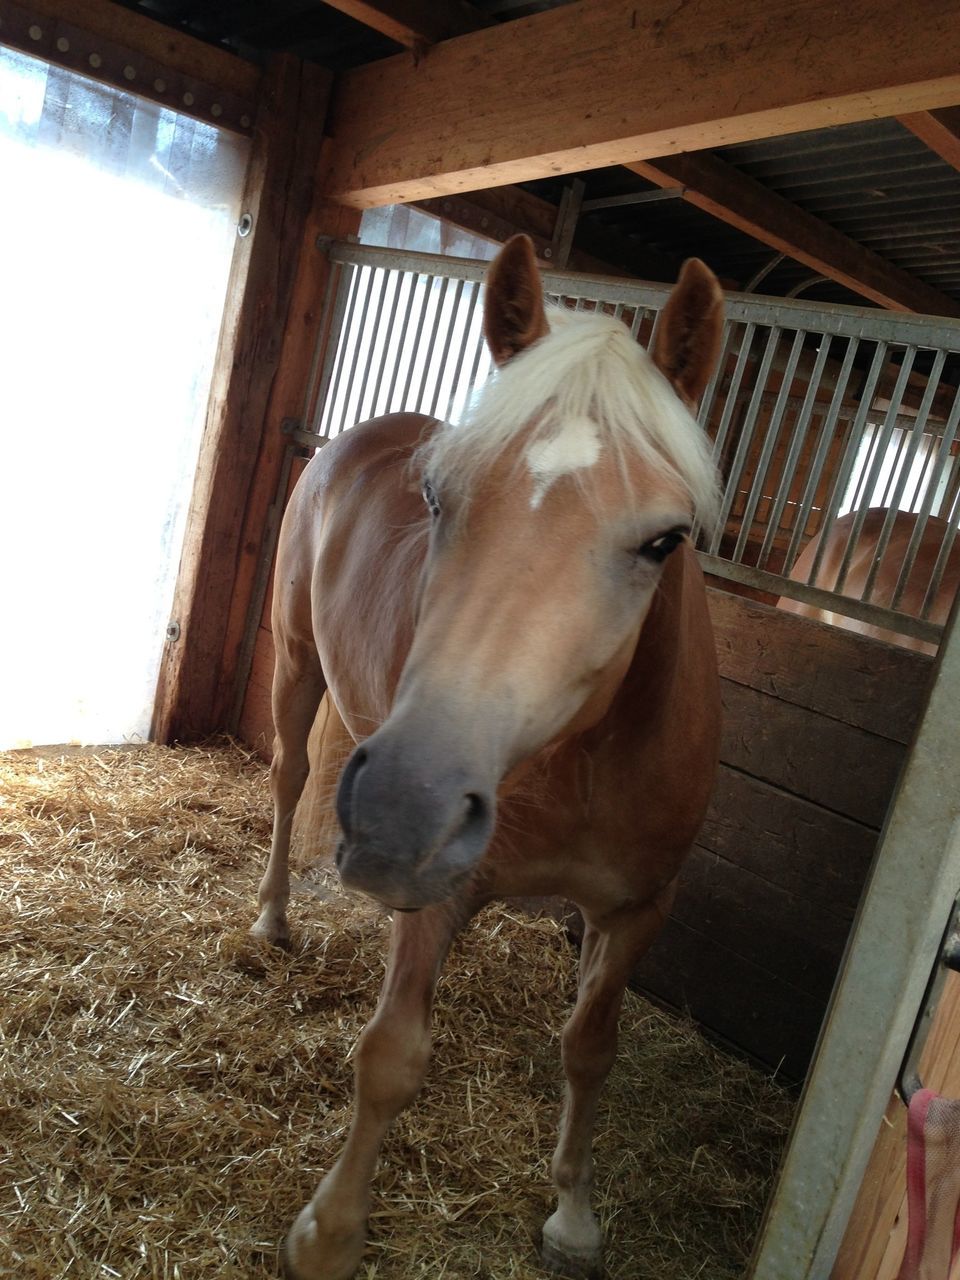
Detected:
[{"left": 590, "top": 546, "right": 713, "bottom": 746}]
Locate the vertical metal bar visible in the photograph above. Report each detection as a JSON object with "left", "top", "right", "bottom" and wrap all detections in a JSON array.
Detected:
[
  {"left": 806, "top": 341, "right": 888, "bottom": 587},
  {"left": 317, "top": 264, "right": 361, "bottom": 437},
  {"left": 313, "top": 263, "right": 358, "bottom": 435},
  {"left": 334, "top": 266, "right": 377, "bottom": 436},
  {"left": 383, "top": 271, "right": 419, "bottom": 413},
  {"left": 414, "top": 276, "right": 452, "bottom": 413},
  {"left": 748, "top": 592, "right": 960, "bottom": 1280},
  {"left": 629, "top": 305, "right": 647, "bottom": 340},
  {"left": 364, "top": 268, "right": 404, "bottom": 420},
  {"left": 400, "top": 273, "right": 436, "bottom": 410},
  {"left": 761, "top": 335, "right": 832, "bottom": 569},
  {"left": 833, "top": 346, "right": 917, "bottom": 595},
  {"left": 429, "top": 277, "right": 465, "bottom": 417},
  {"left": 863, "top": 350, "right": 947, "bottom": 603},
  {"left": 922, "top": 514, "right": 960, "bottom": 619},
  {"left": 708, "top": 326, "right": 781, "bottom": 557},
  {"left": 893, "top": 390, "right": 960, "bottom": 611},
  {"left": 440, "top": 279, "right": 481, "bottom": 421},
  {"left": 354, "top": 268, "right": 392, "bottom": 423},
  {"left": 878, "top": 429, "right": 909, "bottom": 510},
  {"left": 648, "top": 306, "right": 663, "bottom": 349},
  {"left": 783, "top": 337, "right": 859, "bottom": 569},
  {"left": 696, "top": 319, "right": 735, "bottom": 434},
  {"left": 734, "top": 329, "right": 805, "bottom": 564}
]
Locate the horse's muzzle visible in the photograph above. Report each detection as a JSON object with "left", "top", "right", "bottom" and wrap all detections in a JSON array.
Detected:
[{"left": 334, "top": 718, "right": 497, "bottom": 910}]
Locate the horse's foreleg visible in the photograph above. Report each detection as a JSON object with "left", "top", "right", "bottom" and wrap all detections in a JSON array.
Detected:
[
  {"left": 284, "top": 905, "right": 457, "bottom": 1280},
  {"left": 542, "top": 886, "right": 676, "bottom": 1280},
  {"left": 251, "top": 640, "right": 326, "bottom": 946}
]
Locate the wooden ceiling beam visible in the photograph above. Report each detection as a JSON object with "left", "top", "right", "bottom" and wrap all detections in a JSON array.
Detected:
[
  {"left": 627, "top": 152, "right": 960, "bottom": 317},
  {"left": 28, "top": 0, "right": 259, "bottom": 99},
  {"left": 318, "top": 0, "right": 489, "bottom": 49},
  {"left": 321, "top": 0, "right": 960, "bottom": 208},
  {"left": 898, "top": 107, "right": 960, "bottom": 173}
]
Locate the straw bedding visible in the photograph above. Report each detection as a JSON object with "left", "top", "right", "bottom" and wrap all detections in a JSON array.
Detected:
[{"left": 0, "top": 742, "right": 792, "bottom": 1279}]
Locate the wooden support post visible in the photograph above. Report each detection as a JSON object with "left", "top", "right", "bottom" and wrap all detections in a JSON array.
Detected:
[{"left": 152, "top": 54, "right": 347, "bottom": 743}]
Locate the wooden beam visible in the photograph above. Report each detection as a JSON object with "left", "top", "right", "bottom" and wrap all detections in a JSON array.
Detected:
[
  {"left": 319, "top": 0, "right": 488, "bottom": 48},
  {"left": 152, "top": 54, "right": 336, "bottom": 743},
  {"left": 25, "top": 0, "right": 259, "bottom": 101},
  {"left": 320, "top": 0, "right": 960, "bottom": 208},
  {"left": 898, "top": 106, "right": 960, "bottom": 172},
  {"left": 627, "top": 152, "right": 960, "bottom": 317}
]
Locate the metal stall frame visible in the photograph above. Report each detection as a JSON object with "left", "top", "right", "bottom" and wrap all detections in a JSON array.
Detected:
[
  {"left": 747, "top": 588, "right": 960, "bottom": 1279},
  {"left": 230, "top": 243, "right": 960, "bottom": 728}
]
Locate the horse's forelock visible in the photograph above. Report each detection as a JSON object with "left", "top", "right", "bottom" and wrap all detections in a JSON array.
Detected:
[{"left": 417, "top": 309, "right": 719, "bottom": 526}]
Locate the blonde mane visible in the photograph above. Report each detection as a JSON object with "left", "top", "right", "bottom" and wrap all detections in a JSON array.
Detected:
[{"left": 418, "top": 308, "right": 720, "bottom": 525}]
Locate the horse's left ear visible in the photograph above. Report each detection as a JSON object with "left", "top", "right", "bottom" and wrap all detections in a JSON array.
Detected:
[
  {"left": 652, "top": 258, "right": 724, "bottom": 410},
  {"left": 484, "top": 234, "right": 549, "bottom": 366}
]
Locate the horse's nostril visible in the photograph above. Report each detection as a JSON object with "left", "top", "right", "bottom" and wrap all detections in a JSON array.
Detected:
[
  {"left": 335, "top": 744, "right": 370, "bottom": 840},
  {"left": 335, "top": 839, "right": 346, "bottom": 869}
]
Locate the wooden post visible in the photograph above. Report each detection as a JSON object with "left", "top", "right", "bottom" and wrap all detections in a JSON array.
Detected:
[{"left": 151, "top": 54, "right": 349, "bottom": 743}]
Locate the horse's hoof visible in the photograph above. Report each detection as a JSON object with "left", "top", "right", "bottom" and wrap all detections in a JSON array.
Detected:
[
  {"left": 540, "top": 1239, "right": 605, "bottom": 1280},
  {"left": 283, "top": 1202, "right": 365, "bottom": 1280},
  {"left": 250, "top": 912, "right": 291, "bottom": 949}
]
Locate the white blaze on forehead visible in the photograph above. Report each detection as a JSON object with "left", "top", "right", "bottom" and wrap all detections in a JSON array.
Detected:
[{"left": 525, "top": 416, "right": 601, "bottom": 508}]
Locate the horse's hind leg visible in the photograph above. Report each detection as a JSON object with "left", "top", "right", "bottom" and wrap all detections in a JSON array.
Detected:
[
  {"left": 542, "top": 886, "right": 676, "bottom": 1280},
  {"left": 250, "top": 638, "right": 326, "bottom": 946},
  {"left": 284, "top": 905, "right": 458, "bottom": 1280}
]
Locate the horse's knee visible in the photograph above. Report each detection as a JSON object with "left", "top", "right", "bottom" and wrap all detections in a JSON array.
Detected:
[{"left": 355, "top": 1014, "right": 431, "bottom": 1118}]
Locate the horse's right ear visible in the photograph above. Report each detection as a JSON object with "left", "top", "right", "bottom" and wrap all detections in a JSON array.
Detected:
[
  {"left": 653, "top": 258, "right": 724, "bottom": 410},
  {"left": 484, "top": 234, "right": 549, "bottom": 366}
]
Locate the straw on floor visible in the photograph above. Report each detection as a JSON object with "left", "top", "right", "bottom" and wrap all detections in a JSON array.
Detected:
[{"left": 0, "top": 742, "right": 792, "bottom": 1279}]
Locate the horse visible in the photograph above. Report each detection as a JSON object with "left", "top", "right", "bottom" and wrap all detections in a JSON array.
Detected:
[
  {"left": 779, "top": 508, "right": 960, "bottom": 655},
  {"left": 251, "top": 234, "right": 725, "bottom": 1280}
]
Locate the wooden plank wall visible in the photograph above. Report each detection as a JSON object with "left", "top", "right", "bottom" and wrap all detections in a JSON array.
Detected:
[
  {"left": 237, "top": 569, "right": 933, "bottom": 1083},
  {"left": 633, "top": 590, "right": 931, "bottom": 1082}
]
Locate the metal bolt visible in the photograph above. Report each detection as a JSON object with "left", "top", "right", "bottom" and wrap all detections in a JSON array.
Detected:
[
  {"left": 542, "top": 246, "right": 553, "bottom": 258},
  {"left": 238, "top": 213, "right": 253, "bottom": 238},
  {"left": 166, "top": 621, "right": 181, "bottom": 642}
]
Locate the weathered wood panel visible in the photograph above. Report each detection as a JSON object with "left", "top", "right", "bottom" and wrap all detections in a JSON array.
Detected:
[
  {"left": 710, "top": 589, "right": 932, "bottom": 744},
  {"left": 152, "top": 55, "right": 335, "bottom": 744},
  {"left": 673, "top": 845, "right": 852, "bottom": 1003},
  {"left": 632, "top": 915, "right": 828, "bottom": 1083},
  {"left": 700, "top": 767, "right": 875, "bottom": 918},
  {"left": 719, "top": 680, "right": 905, "bottom": 828}
]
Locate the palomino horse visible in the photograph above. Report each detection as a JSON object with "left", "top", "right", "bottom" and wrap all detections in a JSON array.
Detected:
[
  {"left": 252, "top": 235, "right": 724, "bottom": 1280},
  {"left": 780, "top": 508, "right": 960, "bottom": 655}
]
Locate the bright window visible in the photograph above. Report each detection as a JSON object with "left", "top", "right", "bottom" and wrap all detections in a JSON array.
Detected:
[{"left": 0, "top": 47, "right": 247, "bottom": 748}]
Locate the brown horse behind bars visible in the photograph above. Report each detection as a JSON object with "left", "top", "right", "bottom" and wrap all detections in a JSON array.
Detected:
[
  {"left": 251, "top": 236, "right": 724, "bottom": 1280},
  {"left": 780, "top": 508, "right": 960, "bottom": 655}
]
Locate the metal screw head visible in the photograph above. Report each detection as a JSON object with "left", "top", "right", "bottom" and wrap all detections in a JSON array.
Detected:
[
  {"left": 166, "top": 621, "right": 181, "bottom": 642},
  {"left": 237, "top": 213, "right": 253, "bottom": 238}
]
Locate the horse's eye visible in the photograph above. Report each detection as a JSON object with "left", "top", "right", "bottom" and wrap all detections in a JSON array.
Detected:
[
  {"left": 422, "top": 479, "right": 441, "bottom": 520},
  {"left": 635, "top": 528, "right": 688, "bottom": 564}
]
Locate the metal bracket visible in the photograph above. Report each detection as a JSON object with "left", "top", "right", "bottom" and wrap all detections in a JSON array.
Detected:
[
  {"left": 898, "top": 897, "right": 960, "bottom": 1103},
  {"left": 281, "top": 417, "right": 329, "bottom": 452}
]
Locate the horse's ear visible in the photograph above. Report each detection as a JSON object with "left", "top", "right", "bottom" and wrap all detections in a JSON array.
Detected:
[
  {"left": 652, "top": 258, "right": 724, "bottom": 410},
  {"left": 484, "top": 234, "right": 549, "bottom": 366}
]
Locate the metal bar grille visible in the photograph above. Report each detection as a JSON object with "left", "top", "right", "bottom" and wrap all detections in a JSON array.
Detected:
[{"left": 303, "top": 240, "right": 960, "bottom": 647}]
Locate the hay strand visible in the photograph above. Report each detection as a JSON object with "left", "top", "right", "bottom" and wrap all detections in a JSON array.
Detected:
[{"left": 0, "top": 743, "right": 792, "bottom": 1278}]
